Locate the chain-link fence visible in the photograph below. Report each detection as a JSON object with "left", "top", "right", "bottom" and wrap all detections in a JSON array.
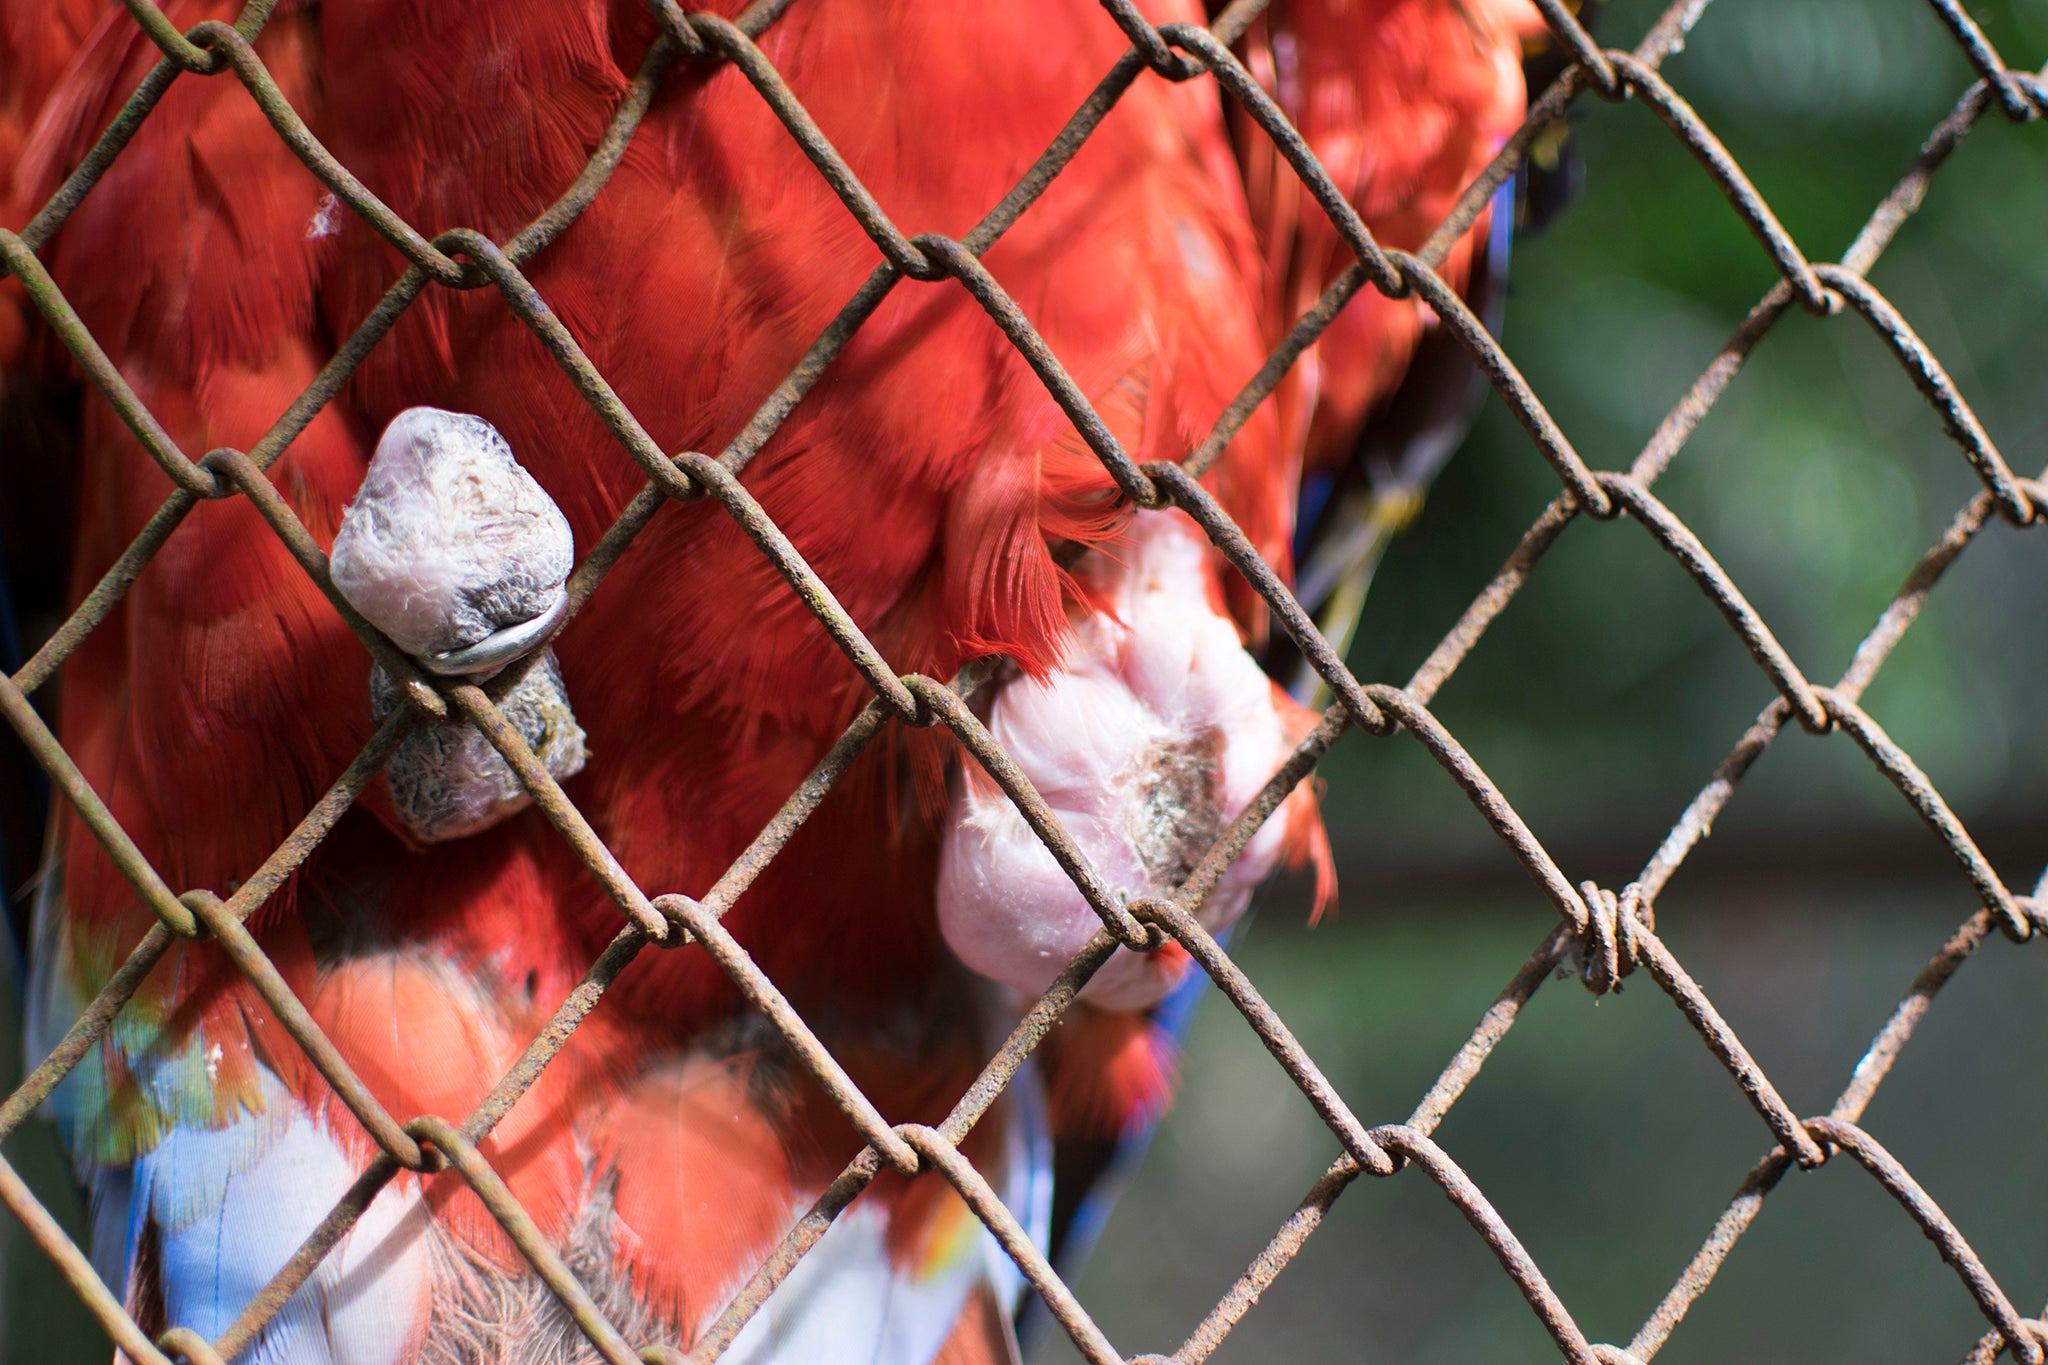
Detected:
[{"left": 3, "top": 0, "right": 2046, "bottom": 1361}]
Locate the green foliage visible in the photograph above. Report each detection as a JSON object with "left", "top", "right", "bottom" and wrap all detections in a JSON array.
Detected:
[
  {"left": 1334, "top": 0, "right": 2048, "bottom": 890},
  {"left": 1052, "top": 5, "right": 2048, "bottom": 1361}
]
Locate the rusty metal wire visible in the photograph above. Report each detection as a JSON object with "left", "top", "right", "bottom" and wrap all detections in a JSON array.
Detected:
[{"left": 2, "top": 0, "right": 2045, "bottom": 1362}]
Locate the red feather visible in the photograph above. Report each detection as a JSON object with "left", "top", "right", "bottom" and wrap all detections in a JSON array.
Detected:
[{"left": 5, "top": 0, "right": 1525, "bottom": 1352}]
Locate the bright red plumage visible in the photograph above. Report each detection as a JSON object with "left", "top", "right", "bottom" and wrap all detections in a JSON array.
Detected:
[
  {"left": 1237, "top": 0, "right": 1539, "bottom": 471},
  {"left": 4, "top": 1, "right": 1532, "bottom": 1358}
]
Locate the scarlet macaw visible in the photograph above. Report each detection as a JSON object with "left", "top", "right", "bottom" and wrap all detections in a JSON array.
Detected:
[{"left": 2, "top": 2, "right": 1536, "bottom": 1361}]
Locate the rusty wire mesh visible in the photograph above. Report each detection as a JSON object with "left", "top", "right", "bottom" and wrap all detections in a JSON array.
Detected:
[{"left": 2, "top": 0, "right": 2046, "bottom": 1361}]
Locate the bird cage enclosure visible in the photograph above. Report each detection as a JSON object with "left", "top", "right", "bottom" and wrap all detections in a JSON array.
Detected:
[{"left": 3, "top": 1, "right": 2047, "bottom": 1362}]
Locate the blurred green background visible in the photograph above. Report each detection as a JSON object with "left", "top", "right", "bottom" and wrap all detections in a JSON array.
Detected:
[
  {"left": 6, "top": 0, "right": 2047, "bottom": 1360},
  {"left": 1041, "top": 0, "right": 2048, "bottom": 1362}
]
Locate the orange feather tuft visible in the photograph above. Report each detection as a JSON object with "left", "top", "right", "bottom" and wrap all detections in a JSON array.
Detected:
[{"left": 1040, "top": 1002, "right": 1184, "bottom": 1142}]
